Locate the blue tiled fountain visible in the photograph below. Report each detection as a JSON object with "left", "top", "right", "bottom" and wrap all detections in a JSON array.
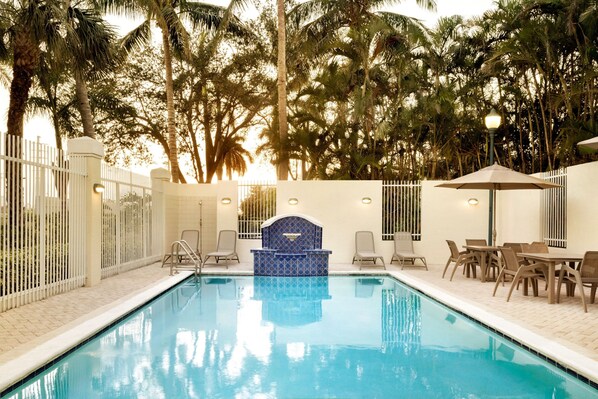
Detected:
[{"left": 251, "top": 214, "right": 332, "bottom": 276}]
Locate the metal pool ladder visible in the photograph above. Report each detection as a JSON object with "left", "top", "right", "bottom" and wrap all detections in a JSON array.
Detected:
[{"left": 169, "top": 240, "right": 202, "bottom": 276}]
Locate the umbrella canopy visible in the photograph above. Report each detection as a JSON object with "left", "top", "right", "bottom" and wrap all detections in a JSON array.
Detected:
[
  {"left": 436, "top": 163, "right": 560, "bottom": 245},
  {"left": 577, "top": 136, "right": 598, "bottom": 150},
  {"left": 436, "top": 163, "right": 560, "bottom": 190}
]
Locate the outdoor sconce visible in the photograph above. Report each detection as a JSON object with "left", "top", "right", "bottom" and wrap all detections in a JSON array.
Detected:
[
  {"left": 288, "top": 198, "right": 299, "bottom": 205},
  {"left": 362, "top": 197, "right": 372, "bottom": 204},
  {"left": 93, "top": 183, "right": 105, "bottom": 194},
  {"left": 468, "top": 198, "right": 479, "bottom": 206},
  {"left": 221, "top": 197, "right": 232, "bottom": 205}
]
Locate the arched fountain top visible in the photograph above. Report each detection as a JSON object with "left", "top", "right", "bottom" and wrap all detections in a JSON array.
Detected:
[{"left": 261, "top": 213, "right": 324, "bottom": 229}]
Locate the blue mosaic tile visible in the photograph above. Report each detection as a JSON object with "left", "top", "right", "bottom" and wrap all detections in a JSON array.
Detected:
[{"left": 253, "top": 216, "right": 331, "bottom": 276}]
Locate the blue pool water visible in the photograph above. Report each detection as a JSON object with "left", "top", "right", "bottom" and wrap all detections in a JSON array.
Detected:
[{"left": 3, "top": 276, "right": 598, "bottom": 398}]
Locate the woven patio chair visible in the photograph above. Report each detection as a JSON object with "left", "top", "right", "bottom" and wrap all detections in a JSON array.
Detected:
[
  {"left": 443, "top": 240, "right": 477, "bottom": 280},
  {"left": 556, "top": 251, "right": 598, "bottom": 312},
  {"left": 390, "top": 232, "right": 428, "bottom": 270},
  {"left": 352, "top": 231, "right": 385, "bottom": 269},
  {"left": 493, "top": 246, "right": 545, "bottom": 301},
  {"left": 204, "top": 230, "right": 239, "bottom": 268}
]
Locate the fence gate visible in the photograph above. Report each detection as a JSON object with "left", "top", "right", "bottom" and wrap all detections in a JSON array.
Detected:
[
  {"left": 237, "top": 180, "right": 276, "bottom": 239},
  {"left": 382, "top": 180, "right": 422, "bottom": 241},
  {"left": 542, "top": 169, "right": 567, "bottom": 248}
]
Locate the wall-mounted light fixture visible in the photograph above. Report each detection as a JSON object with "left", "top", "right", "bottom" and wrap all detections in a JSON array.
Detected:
[
  {"left": 93, "top": 183, "right": 105, "bottom": 194},
  {"left": 221, "top": 197, "right": 232, "bottom": 205},
  {"left": 467, "top": 198, "right": 479, "bottom": 206},
  {"left": 362, "top": 197, "right": 372, "bottom": 204},
  {"left": 288, "top": 198, "right": 299, "bottom": 205}
]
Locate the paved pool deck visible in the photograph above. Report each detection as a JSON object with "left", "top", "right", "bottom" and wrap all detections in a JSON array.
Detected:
[{"left": 1, "top": 261, "right": 597, "bottom": 390}]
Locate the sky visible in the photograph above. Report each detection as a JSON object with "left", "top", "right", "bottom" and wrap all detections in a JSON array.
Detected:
[{"left": 0, "top": 0, "right": 497, "bottom": 178}]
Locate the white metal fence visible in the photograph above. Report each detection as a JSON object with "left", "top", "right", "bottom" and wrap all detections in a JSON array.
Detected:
[
  {"left": 101, "top": 164, "right": 156, "bottom": 278},
  {"left": 542, "top": 169, "right": 567, "bottom": 248},
  {"left": 237, "top": 180, "right": 276, "bottom": 239},
  {"left": 1, "top": 134, "right": 86, "bottom": 312},
  {"left": 382, "top": 181, "right": 422, "bottom": 241}
]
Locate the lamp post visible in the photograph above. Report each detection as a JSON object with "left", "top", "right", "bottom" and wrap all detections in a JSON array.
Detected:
[{"left": 484, "top": 108, "right": 502, "bottom": 245}]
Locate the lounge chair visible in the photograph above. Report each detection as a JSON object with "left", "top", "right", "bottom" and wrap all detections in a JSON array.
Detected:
[
  {"left": 162, "top": 230, "right": 200, "bottom": 268},
  {"left": 443, "top": 240, "right": 477, "bottom": 280},
  {"left": 493, "top": 246, "right": 545, "bottom": 301},
  {"left": 557, "top": 251, "right": 598, "bottom": 312},
  {"left": 203, "top": 230, "right": 239, "bottom": 268},
  {"left": 352, "top": 231, "right": 385, "bottom": 269},
  {"left": 390, "top": 232, "right": 428, "bottom": 270}
]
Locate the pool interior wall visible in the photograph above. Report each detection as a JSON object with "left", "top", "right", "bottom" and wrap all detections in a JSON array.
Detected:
[{"left": 1, "top": 270, "right": 598, "bottom": 397}]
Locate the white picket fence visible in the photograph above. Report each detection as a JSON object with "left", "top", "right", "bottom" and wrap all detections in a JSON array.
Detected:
[
  {"left": 1, "top": 135, "right": 86, "bottom": 312},
  {"left": 100, "top": 164, "right": 156, "bottom": 278}
]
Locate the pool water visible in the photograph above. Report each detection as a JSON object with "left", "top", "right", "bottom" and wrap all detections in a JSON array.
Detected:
[{"left": 3, "top": 276, "right": 598, "bottom": 398}]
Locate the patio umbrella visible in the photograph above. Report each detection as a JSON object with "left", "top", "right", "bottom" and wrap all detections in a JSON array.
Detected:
[
  {"left": 436, "top": 163, "right": 560, "bottom": 245},
  {"left": 577, "top": 136, "right": 598, "bottom": 150}
]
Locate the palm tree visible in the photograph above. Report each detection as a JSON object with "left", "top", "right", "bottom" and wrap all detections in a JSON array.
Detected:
[
  {"left": 287, "top": 0, "right": 434, "bottom": 179},
  {"left": 277, "top": 0, "right": 289, "bottom": 180},
  {"left": 67, "top": 5, "right": 117, "bottom": 139},
  {"left": 0, "top": 0, "right": 70, "bottom": 228},
  {"left": 105, "top": 0, "right": 248, "bottom": 183}
]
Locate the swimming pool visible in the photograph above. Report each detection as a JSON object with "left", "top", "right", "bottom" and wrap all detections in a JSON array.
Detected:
[{"left": 2, "top": 275, "right": 598, "bottom": 398}]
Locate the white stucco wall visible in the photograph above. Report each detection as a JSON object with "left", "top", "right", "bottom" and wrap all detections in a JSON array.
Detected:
[
  {"left": 158, "top": 160, "right": 598, "bottom": 266},
  {"left": 420, "top": 181, "right": 489, "bottom": 264},
  {"left": 276, "top": 180, "right": 383, "bottom": 264},
  {"left": 565, "top": 161, "right": 598, "bottom": 253}
]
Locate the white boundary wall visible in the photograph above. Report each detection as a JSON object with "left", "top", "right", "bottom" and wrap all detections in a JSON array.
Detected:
[{"left": 160, "top": 160, "right": 598, "bottom": 266}]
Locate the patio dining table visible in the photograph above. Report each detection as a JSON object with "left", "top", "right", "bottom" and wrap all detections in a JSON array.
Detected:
[
  {"left": 463, "top": 245, "right": 501, "bottom": 283},
  {"left": 518, "top": 252, "right": 584, "bottom": 304}
]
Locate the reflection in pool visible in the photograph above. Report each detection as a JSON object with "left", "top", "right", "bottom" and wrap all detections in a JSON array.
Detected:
[{"left": 2, "top": 276, "right": 597, "bottom": 398}]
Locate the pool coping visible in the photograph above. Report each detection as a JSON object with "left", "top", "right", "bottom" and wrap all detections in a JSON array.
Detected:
[
  {"left": 1, "top": 269, "right": 597, "bottom": 393},
  {"left": 0, "top": 272, "right": 190, "bottom": 394}
]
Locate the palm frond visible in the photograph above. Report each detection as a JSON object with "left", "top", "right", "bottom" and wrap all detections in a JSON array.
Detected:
[{"left": 119, "top": 19, "right": 151, "bottom": 54}]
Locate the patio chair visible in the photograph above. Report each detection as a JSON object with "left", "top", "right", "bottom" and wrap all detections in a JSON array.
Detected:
[
  {"left": 203, "top": 230, "right": 239, "bottom": 268},
  {"left": 390, "top": 232, "right": 428, "bottom": 270},
  {"left": 466, "top": 238, "right": 499, "bottom": 280},
  {"left": 493, "top": 246, "right": 545, "bottom": 301},
  {"left": 556, "top": 251, "right": 598, "bottom": 313},
  {"left": 162, "top": 229, "right": 200, "bottom": 268},
  {"left": 352, "top": 231, "right": 385, "bottom": 269},
  {"left": 522, "top": 242, "right": 554, "bottom": 290},
  {"left": 465, "top": 238, "right": 487, "bottom": 246},
  {"left": 443, "top": 240, "right": 478, "bottom": 280}
]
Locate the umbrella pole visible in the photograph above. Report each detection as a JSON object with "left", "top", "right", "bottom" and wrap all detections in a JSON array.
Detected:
[
  {"left": 488, "top": 189, "right": 494, "bottom": 245},
  {"left": 492, "top": 190, "right": 497, "bottom": 245}
]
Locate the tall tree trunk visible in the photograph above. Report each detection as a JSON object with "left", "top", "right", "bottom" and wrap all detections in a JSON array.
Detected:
[
  {"left": 276, "top": 0, "right": 289, "bottom": 180},
  {"left": 162, "top": 28, "right": 180, "bottom": 183},
  {"left": 75, "top": 73, "right": 96, "bottom": 139},
  {"left": 6, "top": 30, "right": 39, "bottom": 235}
]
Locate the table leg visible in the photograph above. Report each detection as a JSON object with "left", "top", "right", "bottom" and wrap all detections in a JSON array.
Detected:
[
  {"left": 547, "top": 262, "right": 555, "bottom": 304},
  {"left": 480, "top": 252, "right": 487, "bottom": 283}
]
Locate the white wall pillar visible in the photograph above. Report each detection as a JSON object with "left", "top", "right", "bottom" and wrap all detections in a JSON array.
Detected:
[
  {"left": 67, "top": 137, "right": 104, "bottom": 287},
  {"left": 151, "top": 168, "right": 171, "bottom": 257}
]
